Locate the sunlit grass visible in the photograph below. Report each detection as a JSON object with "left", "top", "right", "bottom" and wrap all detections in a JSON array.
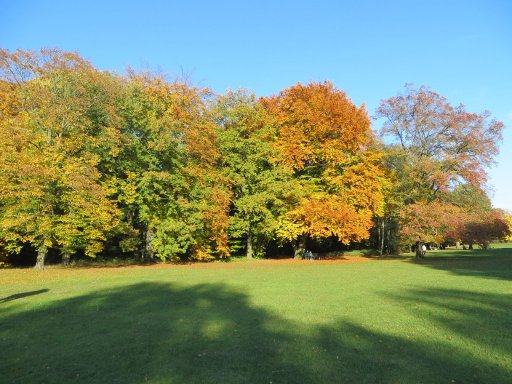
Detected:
[{"left": 1, "top": 245, "right": 511, "bottom": 383}]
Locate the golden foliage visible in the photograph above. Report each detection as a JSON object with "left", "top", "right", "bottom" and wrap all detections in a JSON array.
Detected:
[{"left": 263, "top": 82, "right": 388, "bottom": 244}]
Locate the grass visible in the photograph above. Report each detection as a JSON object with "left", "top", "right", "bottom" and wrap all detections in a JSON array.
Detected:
[{"left": 1, "top": 245, "right": 512, "bottom": 383}]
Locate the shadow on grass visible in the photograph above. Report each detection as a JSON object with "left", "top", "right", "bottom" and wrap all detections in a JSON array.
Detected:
[
  {"left": 411, "top": 247, "right": 512, "bottom": 281},
  {"left": 380, "top": 287, "right": 512, "bottom": 380},
  {"left": 1, "top": 283, "right": 511, "bottom": 383},
  {"left": 386, "top": 287, "right": 512, "bottom": 354},
  {"left": 0, "top": 289, "right": 49, "bottom": 304}
]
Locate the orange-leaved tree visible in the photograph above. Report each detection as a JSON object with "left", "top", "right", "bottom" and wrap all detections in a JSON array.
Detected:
[{"left": 261, "top": 82, "right": 388, "bottom": 258}]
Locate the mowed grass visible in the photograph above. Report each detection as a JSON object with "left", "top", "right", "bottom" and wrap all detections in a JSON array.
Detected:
[{"left": 1, "top": 245, "right": 512, "bottom": 383}]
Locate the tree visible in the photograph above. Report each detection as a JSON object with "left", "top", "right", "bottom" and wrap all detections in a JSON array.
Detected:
[
  {"left": 459, "top": 209, "right": 511, "bottom": 249},
  {"left": 505, "top": 212, "right": 512, "bottom": 242},
  {"left": 398, "top": 192, "right": 509, "bottom": 252},
  {"left": 376, "top": 84, "right": 503, "bottom": 202},
  {"left": 115, "top": 72, "right": 230, "bottom": 262},
  {"left": 398, "top": 201, "right": 464, "bottom": 248},
  {"left": 376, "top": 84, "right": 504, "bottom": 251},
  {"left": 0, "top": 49, "right": 121, "bottom": 268},
  {"left": 441, "top": 184, "right": 492, "bottom": 212},
  {"left": 262, "top": 82, "right": 387, "bottom": 258},
  {"left": 214, "top": 89, "right": 290, "bottom": 259}
]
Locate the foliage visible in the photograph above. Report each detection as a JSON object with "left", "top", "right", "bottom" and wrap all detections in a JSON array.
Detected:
[
  {"left": 262, "top": 82, "right": 387, "bottom": 254},
  {"left": 376, "top": 84, "right": 503, "bottom": 202},
  {"left": 399, "top": 200, "right": 510, "bottom": 249},
  {"left": 116, "top": 73, "right": 230, "bottom": 261},
  {"left": 458, "top": 209, "right": 511, "bottom": 249},
  {"left": 399, "top": 202, "right": 464, "bottom": 245},
  {"left": 0, "top": 49, "right": 506, "bottom": 265},
  {"left": 214, "top": 89, "right": 289, "bottom": 258},
  {"left": 376, "top": 84, "right": 504, "bottom": 251},
  {"left": 0, "top": 49, "right": 121, "bottom": 266},
  {"left": 505, "top": 212, "right": 512, "bottom": 241}
]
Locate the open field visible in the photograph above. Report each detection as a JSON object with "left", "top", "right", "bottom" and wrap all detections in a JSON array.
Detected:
[{"left": 1, "top": 245, "right": 512, "bottom": 383}]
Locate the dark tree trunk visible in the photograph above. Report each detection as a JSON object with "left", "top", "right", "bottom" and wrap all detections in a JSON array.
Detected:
[
  {"left": 415, "top": 241, "right": 425, "bottom": 260},
  {"left": 62, "top": 252, "right": 71, "bottom": 266},
  {"left": 144, "top": 226, "right": 154, "bottom": 260},
  {"left": 34, "top": 247, "right": 47, "bottom": 270},
  {"left": 292, "top": 234, "right": 307, "bottom": 259},
  {"left": 386, "top": 218, "right": 392, "bottom": 254},
  {"left": 379, "top": 218, "right": 385, "bottom": 256},
  {"left": 246, "top": 231, "right": 254, "bottom": 260}
]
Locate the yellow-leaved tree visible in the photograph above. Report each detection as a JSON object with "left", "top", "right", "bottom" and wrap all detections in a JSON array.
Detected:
[
  {"left": 503, "top": 212, "right": 512, "bottom": 242},
  {"left": 0, "top": 49, "right": 121, "bottom": 268}
]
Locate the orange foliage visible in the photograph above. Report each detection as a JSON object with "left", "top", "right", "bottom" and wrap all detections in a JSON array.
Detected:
[
  {"left": 264, "top": 82, "right": 387, "bottom": 245},
  {"left": 261, "top": 81, "right": 371, "bottom": 169},
  {"left": 400, "top": 202, "right": 510, "bottom": 248},
  {"left": 377, "top": 84, "right": 504, "bottom": 196},
  {"left": 286, "top": 194, "right": 374, "bottom": 244},
  {"left": 399, "top": 202, "right": 464, "bottom": 244}
]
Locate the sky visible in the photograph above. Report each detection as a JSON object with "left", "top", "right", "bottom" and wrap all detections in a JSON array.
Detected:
[{"left": 2, "top": 0, "right": 511, "bottom": 210}]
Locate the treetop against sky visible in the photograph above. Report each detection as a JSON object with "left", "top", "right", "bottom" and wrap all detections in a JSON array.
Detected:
[
  {"left": 0, "top": 48, "right": 509, "bottom": 267},
  {"left": 1, "top": 0, "right": 510, "bottom": 210}
]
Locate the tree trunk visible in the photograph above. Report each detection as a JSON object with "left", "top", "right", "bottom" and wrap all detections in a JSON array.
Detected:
[
  {"left": 62, "top": 252, "right": 71, "bottom": 266},
  {"left": 415, "top": 241, "right": 423, "bottom": 260},
  {"left": 386, "top": 218, "right": 392, "bottom": 254},
  {"left": 246, "top": 231, "right": 254, "bottom": 260},
  {"left": 144, "top": 226, "right": 154, "bottom": 260},
  {"left": 379, "top": 218, "right": 385, "bottom": 256},
  {"left": 34, "top": 247, "right": 47, "bottom": 270},
  {"left": 292, "top": 234, "right": 307, "bottom": 259}
]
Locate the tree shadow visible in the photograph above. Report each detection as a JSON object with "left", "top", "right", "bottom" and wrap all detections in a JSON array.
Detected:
[
  {"left": 1, "top": 283, "right": 511, "bottom": 383},
  {"left": 410, "top": 247, "right": 512, "bottom": 281},
  {"left": 0, "top": 283, "right": 299, "bottom": 383},
  {"left": 377, "top": 287, "right": 512, "bottom": 381},
  {"left": 0, "top": 289, "right": 49, "bottom": 304}
]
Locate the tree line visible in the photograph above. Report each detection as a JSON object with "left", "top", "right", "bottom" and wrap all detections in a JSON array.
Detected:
[{"left": 0, "top": 49, "right": 509, "bottom": 268}]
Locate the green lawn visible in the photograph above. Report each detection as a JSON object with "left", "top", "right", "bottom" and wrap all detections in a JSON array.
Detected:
[{"left": 1, "top": 245, "right": 512, "bottom": 383}]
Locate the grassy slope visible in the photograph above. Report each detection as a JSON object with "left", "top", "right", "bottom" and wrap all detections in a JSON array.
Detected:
[{"left": 1, "top": 245, "right": 511, "bottom": 383}]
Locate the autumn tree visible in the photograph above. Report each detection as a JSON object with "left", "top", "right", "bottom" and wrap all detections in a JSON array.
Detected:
[
  {"left": 399, "top": 201, "right": 464, "bottom": 249},
  {"left": 262, "top": 82, "right": 387, "bottom": 258},
  {"left": 376, "top": 84, "right": 503, "bottom": 200},
  {"left": 114, "top": 72, "right": 230, "bottom": 262},
  {"left": 213, "top": 90, "right": 293, "bottom": 259},
  {"left": 376, "top": 84, "right": 504, "bottom": 251},
  {"left": 505, "top": 212, "right": 512, "bottom": 242},
  {"left": 441, "top": 184, "right": 493, "bottom": 212},
  {"left": 0, "top": 48, "right": 121, "bottom": 268},
  {"left": 460, "top": 210, "right": 510, "bottom": 249}
]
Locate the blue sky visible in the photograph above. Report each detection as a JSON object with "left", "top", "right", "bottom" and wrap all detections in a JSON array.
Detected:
[{"left": 2, "top": 0, "right": 511, "bottom": 210}]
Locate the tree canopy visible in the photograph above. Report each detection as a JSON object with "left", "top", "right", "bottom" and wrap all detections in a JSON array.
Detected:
[
  {"left": 0, "top": 49, "right": 507, "bottom": 267},
  {"left": 262, "top": 82, "right": 388, "bottom": 257},
  {"left": 374, "top": 84, "right": 505, "bottom": 253}
]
